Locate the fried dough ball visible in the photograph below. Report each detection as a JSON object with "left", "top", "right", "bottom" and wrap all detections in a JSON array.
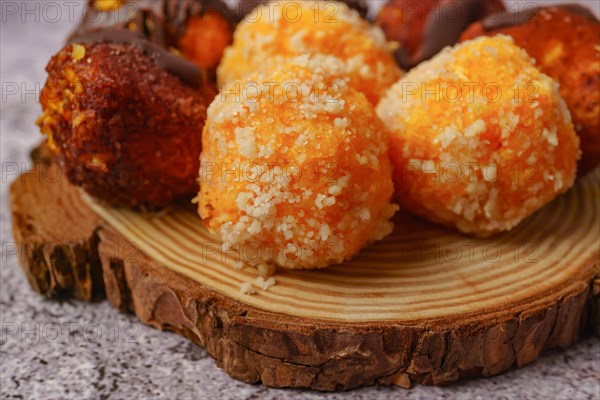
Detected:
[
  {"left": 376, "top": 0, "right": 505, "bottom": 70},
  {"left": 461, "top": 6, "right": 600, "bottom": 175},
  {"left": 38, "top": 43, "right": 213, "bottom": 208},
  {"left": 377, "top": 36, "right": 580, "bottom": 236},
  {"left": 218, "top": 0, "right": 401, "bottom": 105},
  {"left": 199, "top": 55, "right": 397, "bottom": 269}
]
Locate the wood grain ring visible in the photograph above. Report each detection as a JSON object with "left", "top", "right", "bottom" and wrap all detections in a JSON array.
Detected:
[{"left": 10, "top": 150, "right": 600, "bottom": 390}]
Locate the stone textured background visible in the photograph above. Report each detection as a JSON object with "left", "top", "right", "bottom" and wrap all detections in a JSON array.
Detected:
[{"left": 1, "top": 1, "right": 599, "bottom": 399}]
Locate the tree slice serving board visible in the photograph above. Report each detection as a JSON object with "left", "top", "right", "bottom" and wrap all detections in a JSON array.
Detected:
[{"left": 10, "top": 151, "right": 600, "bottom": 391}]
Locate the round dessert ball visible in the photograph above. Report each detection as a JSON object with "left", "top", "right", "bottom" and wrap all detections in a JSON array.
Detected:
[
  {"left": 38, "top": 43, "right": 213, "bottom": 209},
  {"left": 199, "top": 55, "right": 397, "bottom": 269},
  {"left": 460, "top": 6, "right": 600, "bottom": 176},
  {"left": 377, "top": 35, "right": 580, "bottom": 236},
  {"left": 376, "top": 0, "right": 505, "bottom": 70},
  {"left": 217, "top": 0, "right": 401, "bottom": 105}
]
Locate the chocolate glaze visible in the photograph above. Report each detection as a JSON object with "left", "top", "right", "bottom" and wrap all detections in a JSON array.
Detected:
[
  {"left": 71, "top": 1, "right": 162, "bottom": 42},
  {"left": 482, "top": 4, "right": 599, "bottom": 31},
  {"left": 395, "top": 0, "right": 504, "bottom": 70},
  {"left": 164, "top": 0, "right": 233, "bottom": 38},
  {"left": 68, "top": 0, "right": 232, "bottom": 86},
  {"left": 70, "top": 28, "right": 202, "bottom": 86}
]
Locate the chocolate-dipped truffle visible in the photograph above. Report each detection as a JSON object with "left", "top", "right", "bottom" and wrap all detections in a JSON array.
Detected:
[
  {"left": 36, "top": 0, "right": 228, "bottom": 208},
  {"left": 376, "top": 0, "right": 505, "bottom": 70},
  {"left": 71, "top": 0, "right": 234, "bottom": 79}
]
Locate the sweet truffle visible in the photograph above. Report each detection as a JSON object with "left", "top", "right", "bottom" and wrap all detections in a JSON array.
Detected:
[
  {"left": 218, "top": 0, "right": 401, "bottom": 105},
  {"left": 199, "top": 55, "right": 398, "bottom": 269},
  {"left": 38, "top": 43, "right": 213, "bottom": 208},
  {"left": 460, "top": 6, "right": 600, "bottom": 175},
  {"left": 37, "top": 0, "right": 220, "bottom": 208},
  {"left": 377, "top": 36, "right": 580, "bottom": 236}
]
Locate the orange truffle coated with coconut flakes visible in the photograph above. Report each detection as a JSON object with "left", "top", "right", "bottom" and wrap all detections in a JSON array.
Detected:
[
  {"left": 460, "top": 6, "right": 600, "bottom": 176},
  {"left": 199, "top": 55, "right": 398, "bottom": 269},
  {"left": 377, "top": 35, "right": 580, "bottom": 236},
  {"left": 217, "top": 0, "right": 402, "bottom": 105}
]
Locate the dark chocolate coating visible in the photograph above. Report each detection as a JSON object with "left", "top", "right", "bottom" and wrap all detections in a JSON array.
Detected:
[
  {"left": 389, "top": 0, "right": 505, "bottom": 70},
  {"left": 163, "top": 0, "right": 233, "bottom": 37},
  {"left": 69, "top": 0, "right": 232, "bottom": 86},
  {"left": 482, "top": 4, "right": 598, "bottom": 30},
  {"left": 70, "top": 28, "right": 202, "bottom": 86}
]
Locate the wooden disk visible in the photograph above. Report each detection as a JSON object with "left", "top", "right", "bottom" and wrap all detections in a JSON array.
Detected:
[{"left": 10, "top": 154, "right": 600, "bottom": 390}]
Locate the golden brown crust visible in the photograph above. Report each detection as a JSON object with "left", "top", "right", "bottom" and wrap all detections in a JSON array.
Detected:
[
  {"left": 39, "top": 43, "right": 215, "bottom": 208},
  {"left": 461, "top": 7, "right": 600, "bottom": 175}
]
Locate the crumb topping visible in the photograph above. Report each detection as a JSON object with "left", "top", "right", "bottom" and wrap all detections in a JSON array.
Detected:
[
  {"left": 377, "top": 35, "right": 579, "bottom": 235},
  {"left": 201, "top": 55, "right": 397, "bottom": 268}
]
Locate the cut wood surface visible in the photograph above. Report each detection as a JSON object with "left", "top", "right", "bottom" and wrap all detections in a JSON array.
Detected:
[{"left": 10, "top": 151, "right": 600, "bottom": 390}]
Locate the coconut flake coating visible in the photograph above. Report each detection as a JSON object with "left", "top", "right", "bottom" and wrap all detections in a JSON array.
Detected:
[
  {"left": 217, "top": 0, "right": 402, "bottom": 105},
  {"left": 377, "top": 35, "right": 580, "bottom": 236},
  {"left": 199, "top": 55, "right": 397, "bottom": 269},
  {"left": 461, "top": 6, "right": 600, "bottom": 176}
]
